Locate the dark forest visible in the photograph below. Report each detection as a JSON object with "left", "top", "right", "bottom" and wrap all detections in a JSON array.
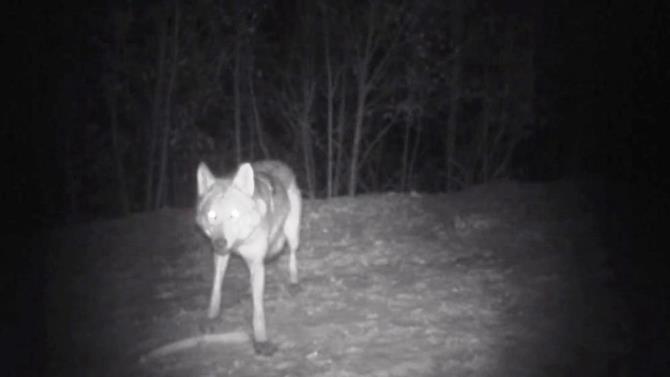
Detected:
[{"left": 9, "top": 0, "right": 664, "bottom": 225}]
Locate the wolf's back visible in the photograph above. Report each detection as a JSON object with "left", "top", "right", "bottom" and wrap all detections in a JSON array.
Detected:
[{"left": 251, "top": 160, "right": 297, "bottom": 191}]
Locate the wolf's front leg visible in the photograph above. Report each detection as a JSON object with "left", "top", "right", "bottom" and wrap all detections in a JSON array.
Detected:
[
  {"left": 208, "top": 253, "right": 230, "bottom": 318},
  {"left": 248, "top": 259, "right": 277, "bottom": 356}
]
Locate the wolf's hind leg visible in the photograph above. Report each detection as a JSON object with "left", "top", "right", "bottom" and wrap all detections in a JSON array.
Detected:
[{"left": 284, "top": 185, "right": 302, "bottom": 285}]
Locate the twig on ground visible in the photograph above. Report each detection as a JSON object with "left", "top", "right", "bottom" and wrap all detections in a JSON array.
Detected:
[{"left": 139, "top": 331, "right": 250, "bottom": 363}]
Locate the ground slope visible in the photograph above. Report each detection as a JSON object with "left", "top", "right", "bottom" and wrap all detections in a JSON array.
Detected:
[{"left": 41, "top": 180, "right": 638, "bottom": 376}]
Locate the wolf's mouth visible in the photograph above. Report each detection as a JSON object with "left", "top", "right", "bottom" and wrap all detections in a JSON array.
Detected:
[{"left": 212, "top": 238, "right": 230, "bottom": 254}]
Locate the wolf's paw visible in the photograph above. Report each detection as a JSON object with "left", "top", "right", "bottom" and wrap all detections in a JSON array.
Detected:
[
  {"left": 288, "top": 282, "right": 302, "bottom": 296},
  {"left": 198, "top": 316, "right": 221, "bottom": 334},
  {"left": 198, "top": 322, "right": 216, "bottom": 334},
  {"left": 207, "top": 306, "right": 221, "bottom": 319},
  {"left": 253, "top": 340, "right": 278, "bottom": 356}
]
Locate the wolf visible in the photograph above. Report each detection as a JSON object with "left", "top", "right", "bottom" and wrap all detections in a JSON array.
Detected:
[{"left": 195, "top": 160, "right": 302, "bottom": 356}]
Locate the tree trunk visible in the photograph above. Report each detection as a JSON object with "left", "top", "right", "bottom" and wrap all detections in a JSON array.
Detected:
[
  {"left": 298, "top": 75, "right": 316, "bottom": 198},
  {"left": 155, "top": 1, "right": 180, "bottom": 209},
  {"left": 324, "top": 13, "right": 335, "bottom": 198},
  {"left": 348, "top": 21, "right": 374, "bottom": 199},
  {"left": 480, "top": 98, "right": 490, "bottom": 183},
  {"left": 248, "top": 67, "right": 269, "bottom": 159},
  {"left": 107, "top": 87, "right": 130, "bottom": 214},
  {"left": 479, "top": 68, "right": 491, "bottom": 183},
  {"left": 145, "top": 17, "right": 168, "bottom": 210},
  {"left": 348, "top": 77, "right": 366, "bottom": 196},
  {"left": 63, "top": 121, "right": 78, "bottom": 222},
  {"left": 232, "top": 3, "right": 243, "bottom": 165},
  {"left": 334, "top": 79, "right": 347, "bottom": 196},
  {"left": 408, "top": 118, "right": 422, "bottom": 190},
  {"left": 401, "top": 116, "right": 411, "bottom": 191},
  {"left": 446, "top": 0, "right": 464, "bottom": 190},
  {"left": 300, "top": 116, "right": 315, "bottom": 198}
]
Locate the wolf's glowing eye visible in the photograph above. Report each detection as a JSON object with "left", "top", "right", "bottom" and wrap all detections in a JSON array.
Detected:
[
  {"left": 229, "top": 209, "right": 240, "bottom": 219},
  {"left": 207, "top": 209, "right": 218, "bottom": 221}
]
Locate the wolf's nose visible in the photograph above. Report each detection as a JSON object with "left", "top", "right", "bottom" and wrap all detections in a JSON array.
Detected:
[{"left": 212, "top": 238, "right": 227, "bottom": 252}]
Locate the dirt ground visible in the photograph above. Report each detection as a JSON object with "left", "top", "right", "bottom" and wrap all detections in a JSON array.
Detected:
[{"left": 28, "top": 179, "right": 666, "bottom": 376}]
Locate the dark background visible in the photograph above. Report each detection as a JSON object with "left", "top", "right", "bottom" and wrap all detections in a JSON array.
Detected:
[{"left": 6, "top": 0, "right": 665, "bottom": 227}]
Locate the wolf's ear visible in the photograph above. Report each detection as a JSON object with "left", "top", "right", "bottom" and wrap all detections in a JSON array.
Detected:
[
  {"left": 197, "top": 162, "right": 216, "bottom": 196},
  {"left": 232, "top": 163, "right": 255, "bottom": 196}
]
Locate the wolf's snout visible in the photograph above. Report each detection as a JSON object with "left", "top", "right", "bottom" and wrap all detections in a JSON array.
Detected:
[{"left": 212, "top": 238, "right": 228, "bottom": 253}]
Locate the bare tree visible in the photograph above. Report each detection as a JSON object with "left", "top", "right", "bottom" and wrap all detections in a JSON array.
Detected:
[
  {"left": 275, "top": 66, "right": 317, "bottom": 198},
  {"left": 333, "top": 78, "right": 348, "bottom": 196},
  {"left": 322, "top": 5, "right": 335, "bottom": 197},
  {"left": 274, "top": 0, "right": 319, "bottom": 198},
  {"left": 458, "top": 12, "right": 536, "bottom": 185},
  {"left": 105, "top": 85, "right": 130, "bottom": 213},
  {"left": 248, "top": 66, "right": 270, "bottom": 159},
  {"left": 345, "top": 1, "right": 408, "bottom": 195},
  {"left": 68, "top": 0, "right": 542, "bottom": 220},
  {"left": 154, "top": 0, "right": 181, "bottom": 209},
  {"left": 446, "top": 0, "right": 464, "bottom": 190},
  {"left": 100, "top": 8, "right": 134, "bottom": 214},
  {"left": 232, "top": 1, "right": 243, "bottom": 164},
  {"left": 144, "top": 5, "right": 169, "bottom": 209},
  {"left": 398, "top": 68, "right": 424, "bottom": 191}
]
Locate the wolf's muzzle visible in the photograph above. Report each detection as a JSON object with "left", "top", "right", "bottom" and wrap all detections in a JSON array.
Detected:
[{"left": 212, "top": 238, "right": 229, "bottom": 254}]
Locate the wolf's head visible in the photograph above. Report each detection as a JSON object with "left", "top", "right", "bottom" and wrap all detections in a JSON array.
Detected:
[{"left": 195, "top": 162, "right": 265, "bottom": 254}]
